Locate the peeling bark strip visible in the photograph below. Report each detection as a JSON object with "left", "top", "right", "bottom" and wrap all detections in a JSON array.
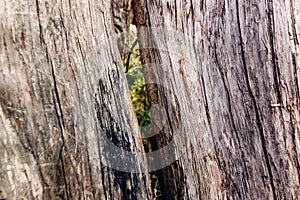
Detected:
[{"left": 0, "top": 0, "right": 300, "bottom": 200}]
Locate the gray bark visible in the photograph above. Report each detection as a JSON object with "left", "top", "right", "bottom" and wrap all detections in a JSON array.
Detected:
[
  {"left": 0, "top": 0, "right": 151, "bottom": 199},
  {"left": 1, "top": 0, "right": 300, "bottom": 199},
  {"left": 134, "top": 0, "right": 300, "bottom": 199}
]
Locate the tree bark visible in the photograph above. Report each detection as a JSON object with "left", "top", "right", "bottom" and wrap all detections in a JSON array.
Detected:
[
  {"left": 1, "top": 0, "right": 300, "bottom": 199},
  {"left": 0, "top": 0, "right": 151, "bottom": 199},
  {"left": 134, "top": 0, "right": 300, "bottom": 199}
]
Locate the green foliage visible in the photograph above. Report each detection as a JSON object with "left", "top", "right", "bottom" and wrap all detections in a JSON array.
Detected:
[
  {"left": 124, "top": 26, "right": 151, "bottom": 130},
  {"left": 126, "top": 60, "right": 151, "bottom": 129},
  {"left": 124, "top": 25, "right": 161, "bottom": 198},
  {"left": 126, "top": 50, "right": 162, "bottom": 200}
]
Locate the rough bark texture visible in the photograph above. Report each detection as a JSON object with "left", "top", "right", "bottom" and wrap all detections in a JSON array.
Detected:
[
  {"left": 1, "top": 0, "right": 300, "bottom": 200},
  {"left": 134, "top": 0, "right": 300, "bottom": 199},
  {"left": 0, "top": 0, "right": 151, "bottom": 199}
]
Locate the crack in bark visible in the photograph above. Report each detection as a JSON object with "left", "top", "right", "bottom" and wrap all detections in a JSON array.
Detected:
[
  {"left": 57, "top": 144, "right": 70, "bottom": 200},
  {"left": 214, "top": 47, "right": 247, "bottom": 199},
  {"left": 235, "top": 0, "right": 277, "bottom": 199},
  {"left": 35, "top": 0, "right": 44, "bottom": 46},
  {"left": 267, "top": 1, "right": 282, "bottom": 105}
]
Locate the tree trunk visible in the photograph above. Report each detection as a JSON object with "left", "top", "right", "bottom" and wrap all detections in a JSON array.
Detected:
[
  {"left": 134, "top": 0, "right": 300, "bottom": 199},
  {"left": 0, "top": 0, "right": 151, "bottom": 199},
  {"left": 1, "top": 0, "right": 300, "bottom": 200}
]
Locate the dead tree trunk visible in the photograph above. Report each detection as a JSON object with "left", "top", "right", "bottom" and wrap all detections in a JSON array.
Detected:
[
  {"left": 134, "top": 0, "right": 300, "bottom": 199},
  {"left": 0, "top": 0, "right": 152, "bottom": 199},
  {"left": 1, "top": 0, "right": 300, "bottom": 199}
]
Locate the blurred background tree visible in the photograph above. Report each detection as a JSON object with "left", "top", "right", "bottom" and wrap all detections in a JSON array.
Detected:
[
  {"left": 122, "top": 25, "right": 151, "bottom": 134},
  {"left": 122, "top": 25, "right": 162, "bottom": 198}
]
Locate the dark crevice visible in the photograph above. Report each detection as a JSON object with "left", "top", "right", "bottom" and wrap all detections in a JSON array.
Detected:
[
  {"left": 52, "top": 87, "right": 69, "bottom": 199},
  {"left": 35, "top": 0, "right": 44, "bottom": 45},
  {"left": 2, "top": 24, "right": 11, "bottom": 72},
  {"left": 111, "top": 0, "right": 187, "bottom": 198},
  {"left": 198, "top": 64, "right": 223, "bottom": 180},
  {"left": 175, "top": 0, "right": 178, "bottom": 29},
  {"left": 288, "top": 0, "right": 300, "bottom": 109},
  {"left": 198, "top": 71, "right": 223, "bottom": 181},
  {"left": 266, "top": 0, "right": 282, "bottom": 105},
  {"left": 289, "top": 0, "right": 299, "bottom": 45},
  {"left": 125, "top": 39, "right": 138, "bottom": 73},
  {"left": 235, "top": 1, "right": 277, "bottom": 199},
  {"left": 95, "top": 93, "right": 142, "bottom": 200},
  {"left": 57, "top": 144, "right": 70, "bottom": 200},
  {"left": 288, "top": 108, "right": 300, "bottom": 183},
  {"left": 100, "top": 166, "right": 109, "bottom": 200},
  {"left": 58, "top": 13, "right": 89, "bottom": 195},
  {"left": 85, "top": 149, "right": 97, "bottom": 199},
  {"left": 112, "top": 0, "right": 159, "bottom": 197},
  {"left": 34, "top": 4, "right": 73, "bottom": 193},
  {"left": 49, "top": 46, "right": 70, "bottom": 198},
  {"left": 51, "top": 65, "right": 66, "bottom": 130},
  {"left": 67, "top": 0, "right": 72, "bottom": 16},
  {"left": 214, "top": 46, "right": 247, "bottom": 199},
  {"left": 94, "top": 96, "right": 108, "bottom": 200}
]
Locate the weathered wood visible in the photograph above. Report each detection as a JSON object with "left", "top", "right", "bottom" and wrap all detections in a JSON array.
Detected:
[
  {"left": 0, "top": 0, "right": 152, "bottom": 199},
  {"left": 1, "top": 0, "right": 300, "bottom": 199},
  {"left": 134, "top": 0, "right": 300, "bottom": 199}
]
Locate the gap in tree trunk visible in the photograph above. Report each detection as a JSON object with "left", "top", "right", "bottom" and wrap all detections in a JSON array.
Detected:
[{"left": 111, "top": 2, "right": 163, "bottom": 198}]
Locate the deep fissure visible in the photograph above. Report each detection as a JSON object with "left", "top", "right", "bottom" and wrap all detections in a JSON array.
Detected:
[
  {"left": 122, "top": 24, "right": 163, "bottom": 199},
  {"left": 112, "top": 1, "right": 162, "bottom": 198},
  {"left": 111, "top": 1, "right": 187, "bottom": 198}
]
